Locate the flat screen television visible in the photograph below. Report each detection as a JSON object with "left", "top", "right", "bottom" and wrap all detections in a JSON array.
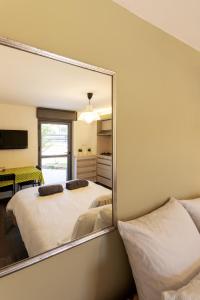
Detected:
[{"left": 0, "top": 130, "right": 28, "bottom": 149}]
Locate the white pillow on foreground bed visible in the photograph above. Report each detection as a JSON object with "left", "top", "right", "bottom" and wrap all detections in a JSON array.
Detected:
[
  {"left": 162, "top": 271, "right": 200, "bottom": 300},
  {"left": 118, "top": 199, "right": 200, "bottom": 300},
  {"left": 173, "top": 197, "right": 200, "bottom": 232}
]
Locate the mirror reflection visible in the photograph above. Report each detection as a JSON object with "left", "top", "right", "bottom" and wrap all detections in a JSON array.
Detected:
[{"left": 0, "top": 43, "right": 113, "bottom": 270}]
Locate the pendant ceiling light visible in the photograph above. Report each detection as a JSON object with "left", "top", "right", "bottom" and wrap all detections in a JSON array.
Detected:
[{"left": 78, "top": 93, "right": 100, "bottom": 124}]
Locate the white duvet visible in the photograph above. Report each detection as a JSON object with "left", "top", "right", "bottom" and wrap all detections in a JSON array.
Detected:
[{"left": 7, "top": 181, "right": 112, "bottom": 257}]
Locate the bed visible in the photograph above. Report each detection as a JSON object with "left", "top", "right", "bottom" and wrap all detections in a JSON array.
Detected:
[{"left": 6, "top": 181, "right": 112, "bottom": 257}]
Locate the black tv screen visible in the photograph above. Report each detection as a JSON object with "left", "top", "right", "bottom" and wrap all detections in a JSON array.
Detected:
[{"left": 0, "top": 130, "right": 28, "bottom": 149}]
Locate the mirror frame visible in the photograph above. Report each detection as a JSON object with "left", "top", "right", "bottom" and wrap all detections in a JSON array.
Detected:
[{"left": 0, "top": 37, "right": 117, "bottom": 277}]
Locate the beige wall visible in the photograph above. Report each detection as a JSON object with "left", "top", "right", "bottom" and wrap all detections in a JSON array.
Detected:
[
  {"left": 73, "top": 120, "right": 97, "bottom": 156},
  {"left": 0, "top": 0, "right": 200, "bottom": 299},
  {"left": 0, "top": 103, "right": 37, "bottom": 168}
]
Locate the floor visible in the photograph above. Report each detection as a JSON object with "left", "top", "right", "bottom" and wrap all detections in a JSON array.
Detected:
[{"left": 0, "top": 198, "right": 28, "bottom": 269}]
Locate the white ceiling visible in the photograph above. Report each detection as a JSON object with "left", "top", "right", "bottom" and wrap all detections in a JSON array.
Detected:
[
  {"left": 113, "top": 0, "right": 200, "bottom": 52},
  {"left": 0, "top": 45, "right": 112, "bottom": 112}
]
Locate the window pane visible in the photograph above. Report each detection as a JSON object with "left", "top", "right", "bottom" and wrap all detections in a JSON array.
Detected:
[
  {"left": 42, "top": 157, "right": 68, "bottom": 184},
  {"left": 41, "top": 123, "right": 68, "bottom": 156}
]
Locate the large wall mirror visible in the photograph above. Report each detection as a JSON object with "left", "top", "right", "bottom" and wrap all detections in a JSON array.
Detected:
[{"left": 0, "top": 38, "right": 116, "bottom": 276}]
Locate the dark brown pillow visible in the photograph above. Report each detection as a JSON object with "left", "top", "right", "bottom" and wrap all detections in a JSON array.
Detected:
[
  {"left": 38, "top": 184, "right": 63, "bottom": 196},
  {"left": 66, "top": 179, "right": 88, "bottom": 190}
]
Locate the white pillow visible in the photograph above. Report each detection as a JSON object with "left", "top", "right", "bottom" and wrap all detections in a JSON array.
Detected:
[
  {"left": 174, "top": 197, "right": 200, "bottom": 232},
  {"left": 93, "top": 204, "right": 112, "bottom": 231},
  {"left": 90, "top": 194, "right": 112, "bottom": 208},
  {"left": 71, "top": 205, "right": 111, "bottom": 240},
  {"left": 162, "top": 271, "right": 200, "bottom": 300},
  {"left": 118, "top": 199, "right": 200, "bottom": 300},
  {"left": 71, "top": 206, "right": 103, "bottom": 240}
]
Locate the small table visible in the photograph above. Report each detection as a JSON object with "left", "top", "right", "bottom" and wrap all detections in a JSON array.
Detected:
[{"left": 0, "top": 166, "right": 44, "bottom": 188}]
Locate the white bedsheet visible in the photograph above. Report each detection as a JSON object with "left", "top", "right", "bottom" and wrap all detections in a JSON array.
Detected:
[{"left": 7, "top": 181, "right": 112, "bottom": 257}]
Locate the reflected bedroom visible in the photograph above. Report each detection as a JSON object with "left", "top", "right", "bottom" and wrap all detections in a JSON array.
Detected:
[{"left": 0, "top": 43, "right": 114, "bottom": 271}]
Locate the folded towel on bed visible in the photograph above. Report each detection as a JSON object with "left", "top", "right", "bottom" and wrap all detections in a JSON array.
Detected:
[
  {"left": 66, "top": 179, "right": 88, "bottom": 190},
  {"left": 38, "top": 184, "right": 63, "bottom": 196}
]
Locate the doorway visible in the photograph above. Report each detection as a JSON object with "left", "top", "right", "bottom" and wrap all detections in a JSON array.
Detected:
[{"left": 38, "top": 122, "right": 72, "bottom": 184}]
